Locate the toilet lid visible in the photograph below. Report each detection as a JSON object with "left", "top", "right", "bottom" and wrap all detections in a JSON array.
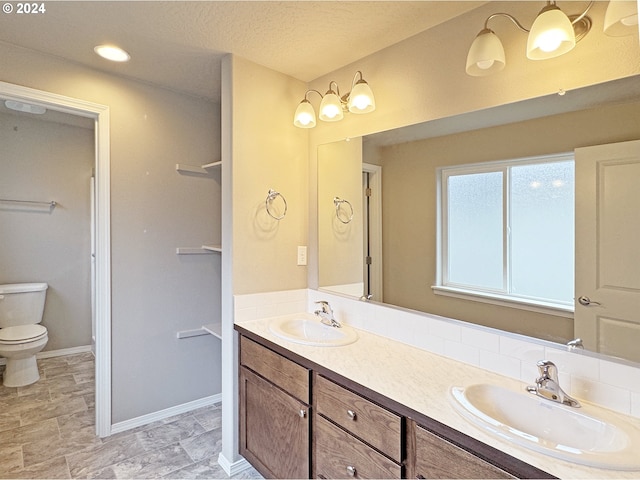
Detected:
[{"left": 0, "top": 325, "right": 47, "bottom": 343}]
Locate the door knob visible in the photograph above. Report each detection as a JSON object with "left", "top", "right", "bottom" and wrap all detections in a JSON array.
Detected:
[{"left": 578, "top": 296, "right": 601, "bottom": 306}]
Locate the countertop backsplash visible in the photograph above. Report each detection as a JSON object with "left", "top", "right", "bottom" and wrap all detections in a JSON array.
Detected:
[{"left": 234, "top": 288, "right": 640, "bottom": 420}]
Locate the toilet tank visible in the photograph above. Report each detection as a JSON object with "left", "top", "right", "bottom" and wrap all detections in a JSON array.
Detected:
[{"left": 0, "top": 283, "right": 48, "bottom": 328}]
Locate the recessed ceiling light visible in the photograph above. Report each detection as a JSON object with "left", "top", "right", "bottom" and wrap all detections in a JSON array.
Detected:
[{"left": 94, "top": 45, "right": 131, "bottom": 62}]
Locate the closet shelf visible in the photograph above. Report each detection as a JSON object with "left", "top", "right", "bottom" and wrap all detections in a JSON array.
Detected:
[
  {"left": 176, "top": 322, "right": 222, "bottom": 340},
  {"left": 175, "top": 161, "right": 221, "bottom": 175},
  {"left": 202, "top": 322, "right": 222, "bottom": 340}
]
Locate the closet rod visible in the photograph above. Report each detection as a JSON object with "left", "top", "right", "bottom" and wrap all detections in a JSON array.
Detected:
[{"left": 0, "top": 198, "right": 57, "bottom": 208}]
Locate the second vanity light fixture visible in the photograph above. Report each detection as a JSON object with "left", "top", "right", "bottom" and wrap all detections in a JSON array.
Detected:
[
  {"left": 293, "top": 71, "right": 375, "bottom": 128},
  {"left": 466, "top": 0, "right": 638, "bottom": 77}
]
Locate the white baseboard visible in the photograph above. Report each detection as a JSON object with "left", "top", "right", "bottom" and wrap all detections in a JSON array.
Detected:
[
  {"left": 0, "top": 344, "right": 93, "bottom": 366},
  {"left": 218, "top": 452, "right": 253, "bottom": 477},
  {"left": 110, "top": 393, "right": 222, "bottom": 435},
  {"left": 39, "top": 345, "right": 93, "bottom": 359}
]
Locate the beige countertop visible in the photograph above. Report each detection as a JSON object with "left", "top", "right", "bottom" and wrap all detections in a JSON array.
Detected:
[{"left": 236, "top": 313, "right": 640, "bottom": 479}]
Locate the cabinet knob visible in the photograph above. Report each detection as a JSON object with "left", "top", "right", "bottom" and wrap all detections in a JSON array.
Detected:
[
  {"left": 299, "top": 409, "right": 306, "bottom": 418},
  {"left": 347, "top": 409, "right": 357, "bottom": 421},
  {"left": 346, "top": 465, "right": 357, "bottom": 477}
]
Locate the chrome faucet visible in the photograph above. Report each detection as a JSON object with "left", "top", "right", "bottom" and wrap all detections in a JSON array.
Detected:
[
  {"left": 314, "top": 301, "right": 341, "bottom": 328},
  {"left": 526, "top": 360, "right": 581, "bottom": 408}
]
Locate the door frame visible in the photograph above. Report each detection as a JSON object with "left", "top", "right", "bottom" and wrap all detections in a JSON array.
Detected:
[
  {"left": 0, "top": 81, "right": 112, "bottom": 436},
  {"left": 362, "top": 163, "right": 382, "bottom": 301}
]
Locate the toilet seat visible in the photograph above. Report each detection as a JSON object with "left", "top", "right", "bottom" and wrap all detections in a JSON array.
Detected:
[{"left": 0, "top": 325, "right": 47, "bottom": 344}]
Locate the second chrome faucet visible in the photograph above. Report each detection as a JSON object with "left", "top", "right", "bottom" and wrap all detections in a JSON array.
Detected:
[
  {"left": 526, "top": 360, "right": 581, "bottom": 408},
  {"left": 314, "top": 300, "right": 341, "bottom": 328}
]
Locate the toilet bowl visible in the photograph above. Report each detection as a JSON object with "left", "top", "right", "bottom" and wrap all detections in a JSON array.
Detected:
[{"left": 0, "top": 283, "right": 49, "bottom": 387}]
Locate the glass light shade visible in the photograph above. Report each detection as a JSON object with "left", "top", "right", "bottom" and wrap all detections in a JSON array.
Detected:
[
  {"left": 604, "top": 0, "right": 638, "bottom": 36},
  {"left": 527, "top": 6, "right": 575, "bottom": 60},
  {"left": 319, "top": 91, "right": 344, "bottom": 122},
  {"left": 465, "top": 29, "right": 506, "bottom": 76},
  {"left": 347, "top": 80, "right": 375, "bottom": 114},
  {"left": 293, "top": 99, "right": 316, "bottom": 128}
]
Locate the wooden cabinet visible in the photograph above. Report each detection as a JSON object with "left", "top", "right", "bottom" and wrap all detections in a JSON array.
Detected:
[
  {"left": 239, "top": 336, "right": 310, "bottom": 479},
  {"left": 315, "top": 415, "right": 401, "bottom": 479},
  {"left": 407, "top": 420, "right": 516, "bottom": 479},
  {"left": 237, "top": 330, "right": 553, "bottom": 480},
  {"left": 314, "top": 374, "right": 402, "bottom": 478}
]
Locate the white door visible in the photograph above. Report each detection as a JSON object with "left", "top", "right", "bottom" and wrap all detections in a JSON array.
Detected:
[{"left": 575, "top": 139, "right": 640, "bottom": 362}]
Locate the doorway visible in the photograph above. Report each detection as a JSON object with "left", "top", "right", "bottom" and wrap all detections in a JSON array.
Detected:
[
  {"left": 0, "top": 81, "right": 112, "bottom": 436},
  {"left": 362, "top": 163, "right": 382, "bottom": 301}
]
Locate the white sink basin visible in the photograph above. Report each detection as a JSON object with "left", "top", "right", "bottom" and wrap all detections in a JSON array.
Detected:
[
  {"left": 268, "top": 315, "right": 358, "bottom": 347},
  {"left": 451, "top": 383, "right": 640, "bottom": 470}
]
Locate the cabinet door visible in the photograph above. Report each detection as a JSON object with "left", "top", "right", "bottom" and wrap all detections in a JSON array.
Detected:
[
  {"left": 240, "top": 367, "right": 310, "bottom": 479},
  {"left": 409, "top": 422, "right": 514, "bottom": 479},
  {"left": 314, "top": 415, "right": 401, "bottom": 479}
]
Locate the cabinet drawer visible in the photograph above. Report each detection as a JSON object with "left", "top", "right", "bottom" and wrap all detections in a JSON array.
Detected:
[
  {"left": 240, "top": 336, "right": 309, "bottom": 403},
  {"left": 412, "top": 423, "right": 515, "bottom": 479},
  {"left": 314, "top": 415, "right": 401, "bottom": 479},
  {"left": 314, "top": 374, "right": 402, "bottom": 462}
]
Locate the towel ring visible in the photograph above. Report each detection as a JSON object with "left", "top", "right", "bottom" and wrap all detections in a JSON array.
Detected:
[
  {"left": 266, "top": 189, "right": 287, "bottom": 220},
  {"left": 334, "top": 197, "right": 354, "bottom": 224}
]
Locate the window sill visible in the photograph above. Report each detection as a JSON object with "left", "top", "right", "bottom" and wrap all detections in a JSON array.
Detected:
[{"left": 431, "top": 286, "right": 574, "bottom": 318}]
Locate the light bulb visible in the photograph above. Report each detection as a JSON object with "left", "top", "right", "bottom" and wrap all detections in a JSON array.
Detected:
[
  {"left": 476, "top": 59, "right": 495, "bottom": 70},
  {"left": 535, "top": 29, "right": 564, "bottom": 52}
]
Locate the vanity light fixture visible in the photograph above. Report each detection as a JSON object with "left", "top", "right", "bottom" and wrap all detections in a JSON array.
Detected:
[
  {"left": 603, "top": 0, "right": 639, "bottom": 36},
  {"left": 94, "top": 44, "right": 131, "bottom": 62},
  {"left": 466, "top": 1, "right": 596, "bottom": 76},
  {"left": 293, "top": 71, "right": 375, "bottom": 129}
]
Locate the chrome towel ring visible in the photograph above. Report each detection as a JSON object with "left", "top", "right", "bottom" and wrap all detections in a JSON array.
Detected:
[
  {"left": 334, "top": 197, "right": 354, "bottom": 224},
  {"left": 266, "top": 189, "right": 287, "bottom": 220}
]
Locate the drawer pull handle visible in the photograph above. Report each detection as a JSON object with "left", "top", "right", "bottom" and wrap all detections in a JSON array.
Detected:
[
  {"left": 299, "top": 409, "right": 306, "bottom": 418},
  {"left": 347, "top": 409, "right": 357, "bottom": 420},
  {"left": 416, "top": 476, "right": 426, "bottom": 479},
  {"left": 346, "top": 465, "right": 357, "bottom": 477}
]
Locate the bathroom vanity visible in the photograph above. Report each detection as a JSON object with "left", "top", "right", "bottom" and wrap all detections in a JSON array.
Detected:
[
  {"left": 235, "top": 314, "right": 640, "bottom": 479},
  {"left": 237, "top": 326, "right": 553, "bottom": 479}
]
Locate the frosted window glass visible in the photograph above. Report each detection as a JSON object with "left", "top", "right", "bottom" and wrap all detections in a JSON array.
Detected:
[
  {"left": 510, "top": 162, "right": 574, "bottom": 303},
  {"left": 447, "top": 172, "right": 503, "bottom": 290}
]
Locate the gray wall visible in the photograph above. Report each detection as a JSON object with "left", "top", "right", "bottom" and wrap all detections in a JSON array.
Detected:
[
  {"left": 0, "top": 110, "right": 93, "bottom": 351},
  {"left": 0, "top": 41, "right": 222, "bottom": 423}
]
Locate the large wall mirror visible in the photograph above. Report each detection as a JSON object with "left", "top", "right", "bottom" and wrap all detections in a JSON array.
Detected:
[{"left": 318, "top": 75, "right": 640, "bottom": 365}]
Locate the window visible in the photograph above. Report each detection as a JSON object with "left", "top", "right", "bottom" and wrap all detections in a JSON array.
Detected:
[{"left": 434, "top": 154, "right": 574, "bottom": 315}]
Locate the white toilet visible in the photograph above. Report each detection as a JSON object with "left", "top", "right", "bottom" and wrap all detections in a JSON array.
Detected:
[{"left": 0, "top": 283, "right": 49, "bottom": 387}]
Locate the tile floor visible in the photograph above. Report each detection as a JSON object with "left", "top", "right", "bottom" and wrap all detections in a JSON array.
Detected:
[{"left": 0, "top": 353, "right": 262, "bottom": 479}]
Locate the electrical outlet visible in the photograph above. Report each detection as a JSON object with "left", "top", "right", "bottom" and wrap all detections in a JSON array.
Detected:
[{"left": 297, "top": 246, "right": 307, "bottom": 266}]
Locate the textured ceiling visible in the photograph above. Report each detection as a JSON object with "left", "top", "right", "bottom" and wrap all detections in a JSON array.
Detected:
[{"left": 0, "top": 1, "right": 485, "bottom": 102}]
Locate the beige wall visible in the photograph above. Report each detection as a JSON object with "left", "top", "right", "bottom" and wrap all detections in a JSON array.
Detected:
[
  {"left": 0, "top": 42, "right": 223, "bottom": 423},
  {"left": 317, "top": 139, "right": 363, "bottom": 290},
  {"left": 229, "top": 56, "right": 308, "bottom": 295},
  {"left": 0, "top": 111, "right": 93, "bottom": 351},
  {"left": 379, "top": 101, "right": 640, "bottom": 343}
]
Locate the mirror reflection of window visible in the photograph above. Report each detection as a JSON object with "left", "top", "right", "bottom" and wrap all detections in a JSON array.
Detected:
[{"left": 440, "top": 154, "right": 575, "bottom": 309}]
